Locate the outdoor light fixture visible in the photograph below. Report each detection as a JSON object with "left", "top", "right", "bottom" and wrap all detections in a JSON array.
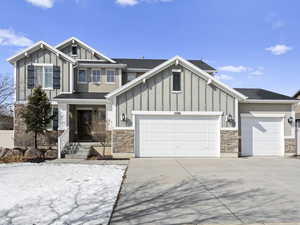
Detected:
[
  {"left": 288, "top": 116, "right": 294, "bottom": 124},
  {"left": 226, "top": 114, "right": 233, "bottom": 122},
  {"left": 121, "top": 113, "right": 126, "bottom": 121}
]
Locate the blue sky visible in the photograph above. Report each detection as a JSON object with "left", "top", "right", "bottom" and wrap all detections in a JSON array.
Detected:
[{"left": 1, "top": 0, "right": 299, "bottom": 96}]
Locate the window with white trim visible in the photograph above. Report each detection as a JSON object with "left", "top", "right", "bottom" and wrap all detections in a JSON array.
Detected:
[
  {"left": 92, "top": 70, "right": 101, "bottom": 83},
  {"left": 78, "top": 70, "right": 87, "bottom": 83},
  {"left": 34, "top": 65, "right": 53, "bottom": 89},
  {"left": 172, "top": 71, "right": 181, "bottom": 91},
  {"left": 72, "top": 45, "right": 78, "bottom": 56},
  {"left": 107, "top": 70, "right": 116, "bottom": 83}
]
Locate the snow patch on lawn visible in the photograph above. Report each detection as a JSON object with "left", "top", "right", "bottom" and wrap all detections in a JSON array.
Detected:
[{"left": 0, "top": 163, "right": 126, "bottom": 225}]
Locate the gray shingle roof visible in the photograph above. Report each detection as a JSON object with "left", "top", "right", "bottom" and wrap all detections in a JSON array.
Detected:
[
  {"left": 112, "top": 58, "right": 216, "bottom": 71},
  {"left": 235, "top": 88, "right": 295, "bottom": 100},
  {"left": 55, "top": 92, "right": 108, "bottom": 99}
]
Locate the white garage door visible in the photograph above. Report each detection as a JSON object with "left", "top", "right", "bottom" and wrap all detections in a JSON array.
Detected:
[
  {"left": 135, "top": 113, "right": 221, "bottom": 157},
  {"left": 241, "top": 114, "right": 284, "bottom": 156}
]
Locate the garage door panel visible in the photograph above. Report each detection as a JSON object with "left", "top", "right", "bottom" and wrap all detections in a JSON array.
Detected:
[
  {"left": 241, "top": 116, "right": 284, "bottom": 156},
  {"left": 136, "top": 114, "right": 221, "bottom": 157}
]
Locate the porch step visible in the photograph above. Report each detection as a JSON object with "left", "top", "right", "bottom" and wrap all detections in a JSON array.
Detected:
[{"left": 63, "top": 142, "right": 95, "bottom": 160}]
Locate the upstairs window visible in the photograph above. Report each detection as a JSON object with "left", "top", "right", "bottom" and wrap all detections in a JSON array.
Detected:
[
  {"left": 172, "top": 70, "right": 181, "bottom": 91},
  {"left": 34, "top": 65, "right": 53, "bottom": 89},
  {"left": 107, "top": 70, "right": 116, "bottom": 83},
  {"left": 92, "top": 70, "right": 101, "bottom": 83},
  {"left": 127, "top": 73, "right": 136, "bottom": 82},
  {"left": 78, "top": 70, "right": 87, "bottom": 83},
  {"left": 71, "top": 45, "right": 78, "bottom": 56}
]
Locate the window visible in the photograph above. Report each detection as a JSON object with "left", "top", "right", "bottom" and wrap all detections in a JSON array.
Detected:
[
  {"left": 72, "top": 45, "right": 78, "bottom": 56},
  {"left": 107, "top": 70, "right": 116, "bottom": 83},
  {"left": 127, "top": 73, "right": 136, "bottom": 82},
  {"left": 78, "top": 70, "right": 87, "bottom": 83},
  {"left": 34, "top": 65, "right": 53, "bottom": 89},
  {"left": 172, "top": 71, "right": 181, "bottom": 91},
  {"left": 46, "top": 106, "right": 58, "bottom": 130},
  {"left": 92, "top": 70, "right": 101, "bottom": 83}
]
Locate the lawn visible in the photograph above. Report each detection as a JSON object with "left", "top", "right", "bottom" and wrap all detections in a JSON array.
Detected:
[{"left": 0, "top": 163, "right": 126, "bottom": 225}]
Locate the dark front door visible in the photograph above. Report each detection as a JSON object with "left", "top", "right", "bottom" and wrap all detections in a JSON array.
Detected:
[{"left": 78, "top": 110, "right": 92, "bottom": 141}]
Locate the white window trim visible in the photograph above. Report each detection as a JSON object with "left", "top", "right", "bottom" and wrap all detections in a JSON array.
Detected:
[
  {"left": 91, "top": 69, "right": 101, "bottom": 84},
  {"left": 171, "top": 69, "right": 182, "bottom": 92},
  {"left": 78, "top": 68, "right": 88, "bottom": 84},
  {"left": 106, "top": 69, "right": 116, "bottom": 84},
  {"left": 71, "top": 44, "right": 78, "bottom": 57},
  {"left": 31, "top": 63, "right": 54, "bottom": 90}
]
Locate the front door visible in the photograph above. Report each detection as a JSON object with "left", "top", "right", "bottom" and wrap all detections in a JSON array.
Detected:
[{"left": 78, "top": 110, "right": 92, "bottom": 141}]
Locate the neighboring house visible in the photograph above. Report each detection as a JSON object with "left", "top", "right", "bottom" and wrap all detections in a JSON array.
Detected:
[{"left": 7, "top": 37, "right": 299, "bottom": 158}]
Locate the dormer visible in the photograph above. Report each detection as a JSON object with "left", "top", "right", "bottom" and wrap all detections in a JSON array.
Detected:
[{"left": 55, "top": 37, "right": 116, "bottom": 63}]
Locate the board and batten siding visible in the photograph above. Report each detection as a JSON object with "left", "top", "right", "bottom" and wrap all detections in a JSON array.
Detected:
[
  {"left": 60, "top": 44, "right": 100, "bottom": 60},
  {"left": 16, "top": 48, "right": 72, "bottom": 101},
  {"left": 116, "top": 66, "right": 236, "bottom": 128}
]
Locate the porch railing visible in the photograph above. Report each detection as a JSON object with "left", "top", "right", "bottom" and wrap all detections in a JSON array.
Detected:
[{"left": 58, "top": 128, "right": 69, "bottom": 159}]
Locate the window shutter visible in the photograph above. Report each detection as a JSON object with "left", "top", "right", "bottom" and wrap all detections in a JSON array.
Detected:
[
  {"left": 52, "top": 108, "right": 58, "bottom": 131},
  {"left": 27, "top": 65, "right": 35, "bottom": 89},
  {"left": 53, "top": 66, "right": 61, "bottom": 89}
]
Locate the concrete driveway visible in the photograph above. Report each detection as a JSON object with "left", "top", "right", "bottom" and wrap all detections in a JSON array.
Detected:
[{"left": 110, "top": 158, "right": 300, "bottom": 225}]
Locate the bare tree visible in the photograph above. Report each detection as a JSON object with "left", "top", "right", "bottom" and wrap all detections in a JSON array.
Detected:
[{"left": 0, "top": 74, "right": 14, "bottom": 116}]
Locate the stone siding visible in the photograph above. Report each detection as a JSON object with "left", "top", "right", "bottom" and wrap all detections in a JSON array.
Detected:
[
  {"left": 14, "top": 104, "right": 58, "bottom": 148},
  {"left": 221, "top": 130, "right": 239, "bottom": 153},
  {"left": 112, "top": 130, "right": 134, "bottom": 153},
  {"left": 285, "top": 138, "right": 296, "bottom": 154}
]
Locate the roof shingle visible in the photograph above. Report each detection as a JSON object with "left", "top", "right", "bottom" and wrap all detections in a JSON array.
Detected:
[{"left": 234, "top": 88, "right": 295, "bottom": 100}]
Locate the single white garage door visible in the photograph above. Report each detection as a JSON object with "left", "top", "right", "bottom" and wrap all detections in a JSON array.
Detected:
[
  {"left": 241, "top": 114, "right": 284, "bottom": 156},
  {"left": 135, "top": 113, "right": 222, "bottom": 157}
]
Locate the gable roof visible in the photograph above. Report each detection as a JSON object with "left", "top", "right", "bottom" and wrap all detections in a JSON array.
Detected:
[
  {"left": 55, "top": 37, "right": 116, "bottom": 63},
  {"left": 7, "top": 41, "right": 76, "bottom": 64},
  {"left": 112, "top": 58, "right": 216, "bottom": 71},
  {"left": 106, "top": 56, "right": 247, "bottom": 100},
  {"left": 235, "top": 88, "right": 296, "bottom": 100}
]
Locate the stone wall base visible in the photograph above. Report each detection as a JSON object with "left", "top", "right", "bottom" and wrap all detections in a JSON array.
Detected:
[
  {"left": 221, "top": 152, "right": 239, "bottom": 158},
  {"left": 112, "top": 153, "right": 134, "bottom": 159},
  {"left": 112, "top": 129, "right": 134, "bottom": 153},
  {"left": 221, "top": 130, "right": 239, "bottom": 154},
  {"left": 285, "top": 138, "right": 296, "bottom": 154}
]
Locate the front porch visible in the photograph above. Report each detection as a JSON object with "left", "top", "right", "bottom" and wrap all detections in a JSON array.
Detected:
[{"left": 55, "top": 93, "right": 112, "bottom": 159}]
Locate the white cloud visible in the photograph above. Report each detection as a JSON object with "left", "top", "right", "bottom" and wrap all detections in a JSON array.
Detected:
[
  {"left": 25, "top": 0, "right": 55, "bottom": 8},
  {"left": 218, "top": 65, "right": 248, "bottom": 73},
  {"left": 116, "top": 0, "right": 174, "bottom": 6},
  {"left": 272, "top": 20, "right": 285, "bottom": 29},
  {"left": 215, "top": 74, "right": 233, "bottom": 81},
  {"left": 116, "top": 0, "right": 138, "bottom": 6},
  {"left": 249, "top": 70, "right": 264, "bottom": 76},
  {"left": 0, "top": 29, "right": 33, "bottom": 47},
  {"left": 265, "top": 44, "right": 292, "bottom": 55}
]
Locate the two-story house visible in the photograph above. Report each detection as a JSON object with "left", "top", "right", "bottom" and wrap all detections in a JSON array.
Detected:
[{"left": 7, "top": 37, "right": 299, "bottom": 159}]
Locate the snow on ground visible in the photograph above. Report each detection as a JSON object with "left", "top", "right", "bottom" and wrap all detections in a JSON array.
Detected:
[{"left": 0, "top": 163, "right": 126, "bottom": 225}]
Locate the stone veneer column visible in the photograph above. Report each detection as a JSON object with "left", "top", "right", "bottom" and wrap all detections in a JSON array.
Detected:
[
  {"left": 220, "top": 130, "right": 239, "bottom": 157},
  {"left": 112, "top": 129, "right": 134, "bottom": 156},
  {"left": 285, "top": 138, "right": 296, "bottom": 156}
]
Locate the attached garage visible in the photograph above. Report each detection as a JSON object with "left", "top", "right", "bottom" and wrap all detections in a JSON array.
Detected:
[
  {"left": 134, "top": 112, "right": 222, "bottom": 157},
  {"left": 241, "top": 113, "right": 285, "bottom": 156}
]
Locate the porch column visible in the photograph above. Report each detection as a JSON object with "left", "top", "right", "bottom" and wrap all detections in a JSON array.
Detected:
[{"left": 58, "top": 103, "right": 69, "bottom": 131}]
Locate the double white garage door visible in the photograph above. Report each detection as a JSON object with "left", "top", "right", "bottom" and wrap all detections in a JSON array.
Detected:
[{"left": 135, "top": 113, "right": 222, "bottom": 157}]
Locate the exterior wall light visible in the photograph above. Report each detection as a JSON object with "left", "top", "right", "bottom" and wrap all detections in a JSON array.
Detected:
[
  {"left": 121, "top": 113, "right": 126, "bottom": 122},
  {"left": 288, "top": 116, "right": 294, "bottom": 124},
  {"left": 226, "top": 114, "right": 233, "bottom": 122}
]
